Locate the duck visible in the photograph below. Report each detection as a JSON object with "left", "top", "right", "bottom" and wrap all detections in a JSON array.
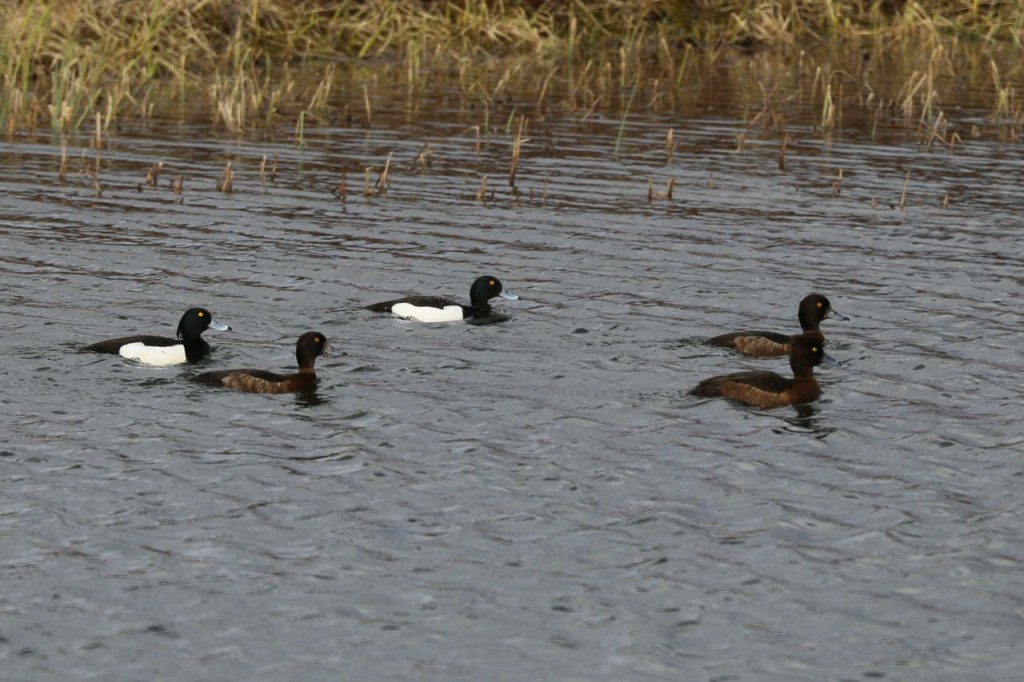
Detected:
[
  {"left": 193, "top": 332, "right": 329, "bottom": 394},
  {"left": 83, "top": 307, "right": 231, "bottom": 365},
  {"left": 691, "top": 334, "right": 830, "bottom": 408},
  {"left": 366, "top": 275, "right": 519, "bottom": 322},
  {"left": 707, "top": 293, "right": 845, "bottom": 357}
]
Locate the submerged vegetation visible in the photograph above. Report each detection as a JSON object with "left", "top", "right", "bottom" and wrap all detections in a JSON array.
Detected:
[{"left": 1, "top": 0, "right": 1023, "bottom": 139}]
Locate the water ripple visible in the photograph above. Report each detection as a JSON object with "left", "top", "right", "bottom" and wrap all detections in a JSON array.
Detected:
[{"left": 1, "top": 91, "right": 1023, "bottom": 680}]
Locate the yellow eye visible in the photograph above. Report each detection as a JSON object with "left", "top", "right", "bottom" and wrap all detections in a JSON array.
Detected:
[
  {"left": 315, "top": 337, "right": 321, "bottom": 343},
  {"left": 816, "top": 301, "right": 823, "bottom": 308},
  {"left": 198, "top": 311, "right": 205, "bottom": 317},
  {"left": 489, "top": 280, "right": 496, "bottom": 286},
  {"left": 812, "top": 346, "right": 819, "bottom": 352}
]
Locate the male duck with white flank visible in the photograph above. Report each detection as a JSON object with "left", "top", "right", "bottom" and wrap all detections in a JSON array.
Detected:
[
  {"left": 366, "top": 275, "right": 518, "bottom": 322},
  {"left": 84, "top": 307, "right": 231, "bottom": 366}
]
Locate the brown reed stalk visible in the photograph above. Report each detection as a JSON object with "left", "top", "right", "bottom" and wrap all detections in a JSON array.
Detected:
[
  {"left": 3, "top": 90, "right": 20, "bottom": 140},
  {"left": 294, "top": 111, "right": 306, "bottom": 146},
  {"left": 338, "top": 171, "right": 348, "bottom": 204},
  {"left": 362, "top": 83, "right": 372, "bottom": 128},
  {"left": 89, "top": 155, "right": 103, "bottom": 197},
  {"left": 778, "top": 133, "right": 790, "bottom": 170},
  {"left": 536, "top": 66, "right": 557, "bottom": 109},
  {"left": 831, "top": 169, "right": 844, "bottom": 197},
  {"left": 363, "top": 168, "right": 373, "bottom": 196},
  {"left": 821, "top": 82, "right": 835, "bottom": 131},
  {"left": 58, "top": 144, "right": 68, "bottom": 184},
  {"left": 990, "top": 59, "right": 1007, "bottom": 118},
  {"left": 923, "top": 109, "right": 950, "bottom": 150},
  {"left": 216, "top": 162, "right": 234, "bottom": 193},
  {"left": 413, "top": 142, "right": 433, "bottom": 169},
  {"left": 75, "top": 151, "right": 93, "bottom": 185},
  {"left": 898, "top": 170, "right": 910, "bottom": 209},
  {"left": 476, "top": 175, "right": 488, "bottom": 202},
  {"left": 666, "top": 128, "right": 675, "bottom": 163},
  {"left": 259, "top": 155, "right": 268, "bottom": 192},
  {"left": 172, "top": 176, "right": 184, "bottom": 195},
  {"left": 375, "top": 151, "right": 393, "bottom": 194},
  {"left": 509, "top": 115, "right": 526, "bottom": 188},
  {"left": 648, "top": 178, "right": 676, "bottom": 202},
  {"left": 146, "top": 162, "right": 163, "bottom": 187}
]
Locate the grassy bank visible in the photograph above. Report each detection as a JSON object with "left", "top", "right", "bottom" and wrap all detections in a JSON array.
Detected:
[{"left": 1, "top": 0, "right": 1023, "bottom": 137}]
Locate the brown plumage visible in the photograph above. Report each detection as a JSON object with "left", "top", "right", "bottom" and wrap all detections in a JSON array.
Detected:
[
  {"left": 692, "top": 334, "right": 827, "bottom": 408},
  {"left": 194, "top": 332, "right": 329, "bottom": 394},
  {"left": 708, "top": 293, "right": 843, "bottom": 357}
]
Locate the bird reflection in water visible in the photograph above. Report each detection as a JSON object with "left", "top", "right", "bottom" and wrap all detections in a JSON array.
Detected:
[
  {"left": 781, "top": 403, "right": 835, "bottom": 438},
  {"left": 294, "top": 387, "right": 328, "bottom": 408}
]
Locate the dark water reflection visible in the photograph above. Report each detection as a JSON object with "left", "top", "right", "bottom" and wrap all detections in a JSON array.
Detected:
[{"left": 2, "top": 73, "right": 1023, "bottom": 681}]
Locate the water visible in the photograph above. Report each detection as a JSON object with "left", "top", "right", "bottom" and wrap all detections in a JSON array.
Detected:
[{"left": 2, "top": 75, "right": 1023, "bottom": 681}]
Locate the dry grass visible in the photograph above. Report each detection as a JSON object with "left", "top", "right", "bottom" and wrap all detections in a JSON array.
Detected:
[{"left": 0, "top": 1, "right": 1022, "bottom": 140}]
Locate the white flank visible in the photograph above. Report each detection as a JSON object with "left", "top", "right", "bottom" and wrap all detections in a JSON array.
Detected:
[
  {"left": 391, "top": 302, "right": 464, "bottom": 322},
  {"left": 119, "top": 342, "right": 188, "bottom": 366}
]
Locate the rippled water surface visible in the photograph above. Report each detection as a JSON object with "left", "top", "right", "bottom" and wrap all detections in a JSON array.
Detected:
[{"left": 2, "top": 77, "right": 1023, "bottom": 681}]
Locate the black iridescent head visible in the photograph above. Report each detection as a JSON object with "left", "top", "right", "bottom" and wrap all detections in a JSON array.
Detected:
[
  {"left": 467, "top": 276, "right": 503, "bottom": 307},
  {"left": 176, "top": 308, "right": 227, "bottom": 341},
  {"left": 468, "top": 275, "right": 520, "bottom": 308}
]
